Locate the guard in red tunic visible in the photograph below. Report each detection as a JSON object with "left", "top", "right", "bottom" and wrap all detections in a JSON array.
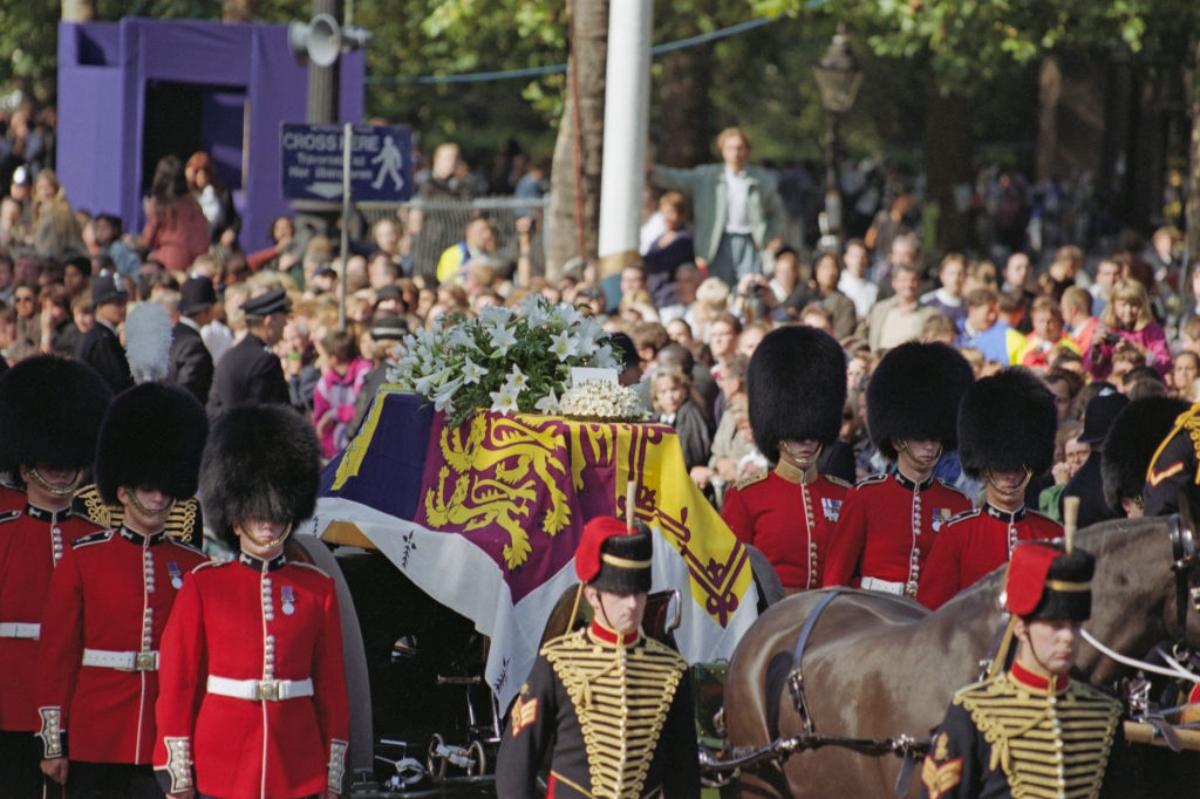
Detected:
[
  {"left": 0, "top": 357, "right": 112, "bottom": 798},
  {"left": 919, "top": 368, "right": 1061, "bottom": 609},
  {"left": 154, "top": 405, "right": 349, "bottom": 799},
  {"left": 823, "top": 342, "right": 973, "bottom": 598},
  {"left": 722, "top": 326, "right": 849, "bottom": 592},
  {"left": 36, "top": 383, "right": 209, "bottom": 798}
]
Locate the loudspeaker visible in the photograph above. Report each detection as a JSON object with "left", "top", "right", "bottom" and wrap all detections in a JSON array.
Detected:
[{"left": 288, "top": 13, "right": 371, "bottom": 68}]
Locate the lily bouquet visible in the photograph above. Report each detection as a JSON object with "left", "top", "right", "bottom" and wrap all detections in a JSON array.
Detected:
[{"left": 388, "top": 296, "right": 620, "bottom": 426}]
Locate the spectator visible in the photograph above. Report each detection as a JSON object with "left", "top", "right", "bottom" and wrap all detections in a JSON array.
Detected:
[
  {"left": 1017, "top": 296, "right": 1079, "bottom": 370},
  {"left": 872, "top": 231, "right": 922, "bottom": 296},
  {"left": 410, "top": 142, "right": 474, "bottom": 279},
  {"left": 767, "top": 247, "right": 810, "bottom": 310},
  {"left": 185, "top": 150, "right": 239, "bottom": 245},
  {"left": 1172, "top": 351, "right": 1200, "bottom": 400},
  {"left": 76, "top": 271, "right": 133, "bottom": 394},
  {"left": 0, "top": 196, "right": 28, "bottom": 249},
  {"left": 920, "top": 313, "right": 957, "bottom": 346},
  {"left": 37, "top": 283, "right": 79, "bottom": 357},
  {"left": 650, "top": 127, "right": 782, "bottom": 286},
  {"left": 643, "top": 191, "right": 694, "bottom": 307},
  {"left": 1061, "top": 286, "right": 1101, "bottom": 354},
  {"left": 1088, "top": 256, "right": 1121, "bottom": 316},
  {"left": 811, "top": 252, "right": 856, "bottom": 338},
  {"left": 666, "top": 318, "right": 694, "bottom": 347},
  {"left": 7, "top": 282, "right": 39, "bottom": 362},
  {"left": 141, "top": 155, "right": 210, "bottom": 273},
  {"left": 838, "top": 238, "right": 877, "bottom": 318},
  {"left": 162, "top": 277, "right": 217, "bottom": 403},
  {"left": 920, "top": 253, "right": 967, "bottom": 325},
  {"left": 435, "top": 217, "right": 497, "bottom": 286},
  {"left": 691, "top": 277, "right": 733, "bottom": 343},
  {"left": 313, "top": 328, "right": 373, "bottom": 459},
  {"left": 71, "top": 294, "right": 94, "bottom": 337},
  {"left": 957, "top": 288, "right": 1026, "bottom": 366},
  {"left": 867, "top": 263, "right": 936, "bottom": 352},
  {"left": 1043, "top": 367, "right": 1085, "bottom": 425},
  {"left": 1039, "top": 423, "right": 1087, "bottom": 520},
  {"left": 62, "top": 255, "right": 89, "bottom": 299},
  {"left": 865, "top": 193, "right": 915, "bottom": 268},
  {"left": 799, "top": 302, "right": 835, "bottom": 336},
  {"left": 658, "top": 263, "right": 699, "bottom": 325},
  {"left": 91, "top": 213, "right": 142, "bottom": 278},
  {"left": 1084, "top": 279, "right": 1170, "bottom": 380},
  {"left": 1040, "top": 245, "right": 1087, "bottom": 300},
  {"left": 0, "top": 253, "right": 13, "bottom": 305},
  {"left": 31, "top": 169, "right": 85, "bottom": 262},
  {"left": 708, "top": 313, "right": 742, "bottom": 377},
  {"left": 652, "top": 367, "right": 712, "bottom": 473}
]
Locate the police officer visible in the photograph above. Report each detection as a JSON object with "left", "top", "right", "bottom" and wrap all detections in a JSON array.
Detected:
[
  {"left": 37, "top": 383, "right": 209, "bottom": 798},
  {"left": 1101, "top": 396, "right": 1190, "bottom": 519},
  {"left": 722, "top": 326, "right": 849, "bottom": 593},
  {"left": 76, "top": 270, "right": 134, "bottom": 395},
  {"left": 921, "top": 543, "right": 1126, "bottom": 799},
  {"left": 0, "top": 357, "right": 111, "bottom": 797},
  {"left": 823, "top": 342, "right": 974, "bottom": 598},
  {"left": 1143, "top": 401, "right": 1200, "bottom": 517},
  {"left": 496, "top": 516, "right": 700, "bottom": 797},
  {"left": 918, "top": 368, "right": 1062, "bottom": 609},
  {"left": 154, "top": 405, "right": 349, "bottom": 798},
  {"left": 207, "top": 286, "right": 290, "bottom": 413}
]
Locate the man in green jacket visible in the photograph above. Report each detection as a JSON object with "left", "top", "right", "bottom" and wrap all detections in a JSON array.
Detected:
[{"left": 650, "top": 127, "right": 783, "bottom": 288}]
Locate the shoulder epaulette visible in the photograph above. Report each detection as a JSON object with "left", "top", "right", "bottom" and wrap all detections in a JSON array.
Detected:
[
  {"left": 936, "top": 479, "right": 970, "bottom": 499},
  {"left": 734, "top": 472, "right": 769, "bottom": 491},
  {"left": 291, "top": 561, "right": 331, "bottom": 579},
  {"left": 855, "top": 473, "right": 888, "bottom": 489},
  {"left": 945, "top": 508, "right": 981, "bottom": 526},
  {"left": 823, "top": 474, "right": 852, "bottom": 489},
  {"left": 539, "top": 629, "right": 582, "bottom": 659},
  {"left": 72, "top": 530, "right": 113, "bottom": 549},
  {"left": 0, "top": 509, "right": 20, "bottom": 524},
  {"left": 640, "top": 636, "right": 689, "bottom": 669}
]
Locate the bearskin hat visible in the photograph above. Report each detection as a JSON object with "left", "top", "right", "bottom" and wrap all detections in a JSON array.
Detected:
[
  {"left": 867, "top": 342, "right": 973, "bottom": 460},
  {"left": 747, "top": 326, "right": 846, "bottom": 462},
  {"left": 95, "top": 383, "right": 208, "bottom": 504},
  {"left": 201, "top": 405, "right": 321, "bottom": 549},
  {"left": 1102, "top": 396, "right": 1190, "bottom": 513},
  {"left": 957, "top": 367, "right": 1056, "bottom": 478},
  {"left": 0, "top": 356, "right": 112, "bottom": 474}
]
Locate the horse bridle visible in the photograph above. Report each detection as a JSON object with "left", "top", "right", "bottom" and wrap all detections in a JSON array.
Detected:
[{"left": 1167, "top": 512, "right": 1200, "bottom": 634}]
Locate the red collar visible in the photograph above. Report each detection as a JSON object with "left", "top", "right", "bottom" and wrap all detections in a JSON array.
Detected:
[
  {"left": 1010, "top": 661, "right": 1069, "bottom": 694},
  {"left": 588, "top": 619, "right": 640, "bottom": 647}
]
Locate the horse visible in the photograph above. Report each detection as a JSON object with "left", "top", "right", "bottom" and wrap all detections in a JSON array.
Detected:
[{"left": 722, "top": 516, "right": 1200, "bottom": 798}]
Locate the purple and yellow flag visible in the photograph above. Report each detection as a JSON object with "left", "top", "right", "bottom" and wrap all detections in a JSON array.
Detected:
[{"left": 315, "top": 391, "right": 758, "bottom": 708}]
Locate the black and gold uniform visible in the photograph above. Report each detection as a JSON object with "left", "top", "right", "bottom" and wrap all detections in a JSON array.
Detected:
[
  {"left": 495, "top": 517, "right": 700, "bottom": 798},
  {"left": 921, "top": 544, "right": 1126, "bottom": 799},
  {"left": 1142, "top": 403, "right": 1200, "bottom": 517}
]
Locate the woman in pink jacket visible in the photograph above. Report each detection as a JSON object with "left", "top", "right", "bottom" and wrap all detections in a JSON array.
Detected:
[
  {"left": 312, "top": 329, "right": 373, "bottom": 459},
  {"left": 1083, "top": 278, "right": 1170, "bottom": 380}
]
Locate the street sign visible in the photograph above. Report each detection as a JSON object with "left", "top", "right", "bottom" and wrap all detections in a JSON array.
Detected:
[{"left": 281, "top": 122, "right": 413, "bottom": 203}]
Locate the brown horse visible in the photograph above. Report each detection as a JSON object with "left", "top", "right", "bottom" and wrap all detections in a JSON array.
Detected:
[{"left": 723, "top": 516, "right": 1200, "bottom": 798}]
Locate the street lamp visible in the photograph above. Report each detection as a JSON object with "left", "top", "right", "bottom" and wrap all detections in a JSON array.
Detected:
[{"left": 813, "top": 28, "right": 863, "bottom": 241}]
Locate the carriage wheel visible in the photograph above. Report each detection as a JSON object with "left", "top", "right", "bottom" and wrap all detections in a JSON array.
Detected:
[
  {"left": 426, "top": 733, "right": 447, "bottom": 780},
  {"left": 466, "top": 740, "right": 487, "bottom": 776}
]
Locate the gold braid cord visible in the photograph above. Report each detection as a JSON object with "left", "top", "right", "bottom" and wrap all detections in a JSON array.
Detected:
[
  {"left": 541, "top": 631, "right": 686, "bottom": 798},
  {"left": 74, "top": 485, "right": 201, "bottom": 546},
  {"left": 953, "top": 674, "right": 1122, "bottom": 799}
]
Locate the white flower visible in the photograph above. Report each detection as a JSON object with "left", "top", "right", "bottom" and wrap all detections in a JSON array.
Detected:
[
  {"left": 534, "top": 389, "right": 559, "bottom": 415},
  {"left": 506, "top": 364, "right": 529, "bottom": 392},
  {"left": 489, "top": 385, "right": 520, "bottom": 414},
  {"left": 461, "top": 357, "right": 488, "bottom": 385},
  {"left": 432, "top": 377, "right": 463, "bottom": 413},
  {"left": 557, "top": 303, "right": 584, "bottom": 329},
  {"left": 479, "top": 305, "right": 511, "bottom": 329},
  {"left": 490, "top": 324, "right": 518, "bottom": 357},
  {"left": 550, "top": 331, "right": 578, "bottom": 362},
  {"left": 592, "top": 343, "right": 617, "bottom": 369},
  {"left": 523, "top": 295, "right": 550, "bottom": 328}
]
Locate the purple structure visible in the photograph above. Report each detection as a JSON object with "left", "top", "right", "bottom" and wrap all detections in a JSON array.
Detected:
[{"left": 57, "top": 18, "right": 365, "bottom": 251}]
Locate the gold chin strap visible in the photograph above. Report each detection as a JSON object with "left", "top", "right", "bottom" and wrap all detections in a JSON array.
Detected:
[
  {"left": 26, "top": 468, "right": 81, "bottom": 497},
  {"left": 126, "top": 489, "right": 176, "bottom": 518}
]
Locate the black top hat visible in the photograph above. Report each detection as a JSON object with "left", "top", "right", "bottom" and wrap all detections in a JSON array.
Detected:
[
  {"left": 242, "top": 287, "right": 291, "bottom": 318},
  {"left": 1079, "top": 389, "right": 1129, "bottom": 445},
  {"left": 91, "top": 270, "right": 128, "bottom": 306},
  {"left": 179, "top": 277, "right": 218, "bottom": 315}
]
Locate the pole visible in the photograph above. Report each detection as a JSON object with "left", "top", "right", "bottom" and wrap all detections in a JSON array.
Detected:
[
  {"left": 339, "top": 121, "right": 352, "bottom": 330},
  {"left": 823, "top": 112, "right": 842, "bottom": 239},
  {"left": 597, "top": 0, "right": 653, "bottom": 277},
  {"left": 307, "top": 0, "right": 341, "bottom": 123}
]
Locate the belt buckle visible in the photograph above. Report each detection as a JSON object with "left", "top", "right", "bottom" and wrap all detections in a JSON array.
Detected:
[
  {"left": 135, "top": 651, "right": 158, "bottom": 671},
  {"left": 255, "top": 680, "right": 280, "bottom": 701}
]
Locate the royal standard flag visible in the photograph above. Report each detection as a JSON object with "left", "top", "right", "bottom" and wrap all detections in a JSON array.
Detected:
[{"left": 312, "top": 391, "right": 759, "bottom": 710}]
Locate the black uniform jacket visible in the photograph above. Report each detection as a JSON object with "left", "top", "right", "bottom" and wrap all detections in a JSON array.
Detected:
[
  {"left": 75, "top": 321, "right": 133, "bottom": 395},
  {"left": 207, "top": 333, "right": 289, "bottom": 414},
  {"left": 168, "top": 321, "right": 214, "bottom": 405}
]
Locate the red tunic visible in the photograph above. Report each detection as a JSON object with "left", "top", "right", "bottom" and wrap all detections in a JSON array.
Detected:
[
  {"left": 916, "top": 505, "right": 1063, "bottom": 609},
  {"left": 822, "top": 472, "right": 972, "bottom": 597},
  {"left": 722, "top": 471, "right": 849, "bottom": 590},
  {"left": 153, "top": 552, "right": 350, "bottom": 799},
  {"left": 35, "top": 527, "right": 207, "bottom": 763},
  {"left": 0, "top": 487, "right": 105, "bottom": 733}
]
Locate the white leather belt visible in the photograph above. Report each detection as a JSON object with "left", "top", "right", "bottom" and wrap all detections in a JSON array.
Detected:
[
  {"left": 82, "top": 648, "right": 159, "bottom": 671},
  {"left": 0, "top": 622, "right": 40, "bottom": 639},
  {"left": 860, "top": 576, "right": 905, "bottom": 596},
  {"left": 206, "top": 676, "right": 314, "bottom": 702}
]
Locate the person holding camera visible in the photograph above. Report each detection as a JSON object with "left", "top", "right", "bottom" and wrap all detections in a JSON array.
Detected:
[{"left": 1083, "top": 278, "right": 1169, "bottom": 381}]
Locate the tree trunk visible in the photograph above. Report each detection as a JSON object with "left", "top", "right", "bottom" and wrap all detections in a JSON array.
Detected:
[
  {"left": 222, "top": 0, "right": 255, "bottom": 22},
  {"left": 657, "top": 47, "right": 713, "bottom": 168},
  {"left": 61, "top": 0, "right": 95, "bottom": 22},
  {"left": 1036, "top": 56, "right": 1062, "bottom": 182},
  {"left": 546, "top": 0, "right": 607, "bottom": 281},
  {"left": 922, "top": 86, "right": 972, "bottom": 254},
  {"left": 1188, "top": 41, "right": 1200, "bottom": 266}
]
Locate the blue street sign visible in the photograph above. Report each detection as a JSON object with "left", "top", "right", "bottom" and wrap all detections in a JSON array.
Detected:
[{"left": 281, "top": 122, "right": 414, "bottom": 203}]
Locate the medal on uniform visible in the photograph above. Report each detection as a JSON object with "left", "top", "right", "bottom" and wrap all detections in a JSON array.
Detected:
[
  {"left": 821, "top": 497, "right": 842, "bottom": 523},
  {"left": 281, "top": 585, "right": 295, "bottom": 615},
  {"left": 931, "top": 508, "right": 951, "bottom": 532},
  {"left": 168, "top": 561, "right": 183, "bottom": 589}
]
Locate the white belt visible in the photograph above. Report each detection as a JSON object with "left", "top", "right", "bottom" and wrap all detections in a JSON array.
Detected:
[
  {"left": 206, "top": 675, "right": 314, "bottom": 702},
  {"left": 0, "top": 622, "right": 40, "bottom": 639},
  {"left": 82, "top": 648, "right": 159, "bottom": 671},
  {"left": 860, "top": 576, "right": 905, "bottom": 596}
]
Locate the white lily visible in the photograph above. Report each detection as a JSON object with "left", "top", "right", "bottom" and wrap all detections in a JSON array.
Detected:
[
  {"left": 432, "top": 377, "right": 464, "bottom": 413},
  {"left": 506, "top": 364, "right": 529, "bottom": 391},
  {"left": 489, "top": 385, "right": 520, "bottom": 414},
  {"left": 490, "top": 324, "right": 518, "bottom": 356},
  {"left": 461, "top": 357, "right": 488, "bottom": 385},
  {"left": 550, "top": 330, "right": 578, "bottom": 362},
  {"left": 534, "top": 389, "right": 560, "bottom": 415}
]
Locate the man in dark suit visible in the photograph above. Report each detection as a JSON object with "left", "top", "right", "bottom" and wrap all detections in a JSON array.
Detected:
[
  {"left": 168, "top": 277, "right": 216, "bottom": 404},
  {"left": 349, "top": 314, "right": 407, "bottom": 435},
  {"left": 1060, "top": 389, "right": 1127, "bottom": 527},
  {"left": 75, "top": 271, "right": 133, "bottom": 395},
  {"left": 207, "top": 287, "right": 290, "bottom": 414}
]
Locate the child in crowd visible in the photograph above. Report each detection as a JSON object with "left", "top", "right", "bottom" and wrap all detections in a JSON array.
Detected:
[
  {"left": 313, "top": 328, "right": 373, "bottom": 458},
  {"left": 652, "top": 367, "right": 712, "bottom": 473}
]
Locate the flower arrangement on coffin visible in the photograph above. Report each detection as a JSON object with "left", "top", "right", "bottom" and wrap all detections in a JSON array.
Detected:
[{"left": 390, "top": 296, "right": 648, "bottom": 426}]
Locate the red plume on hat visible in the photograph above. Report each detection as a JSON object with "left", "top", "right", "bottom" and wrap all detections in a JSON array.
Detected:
[
  {"left": 575, "top": 515, "right": 653, "bottom": 594},
  {"left": 575, "top": 516, "right": 633, "bottom": 583},
  {"left": 1005, "top": 542, "right": 1094, "bottom": 621},
  {"left": 1005, "top": 544, "right": 1061, "bottom": 617}
]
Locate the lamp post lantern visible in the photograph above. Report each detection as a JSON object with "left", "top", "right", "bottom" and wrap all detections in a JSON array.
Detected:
[{"left": 813, "top": 29, "right": 863, "bottom": 241}]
